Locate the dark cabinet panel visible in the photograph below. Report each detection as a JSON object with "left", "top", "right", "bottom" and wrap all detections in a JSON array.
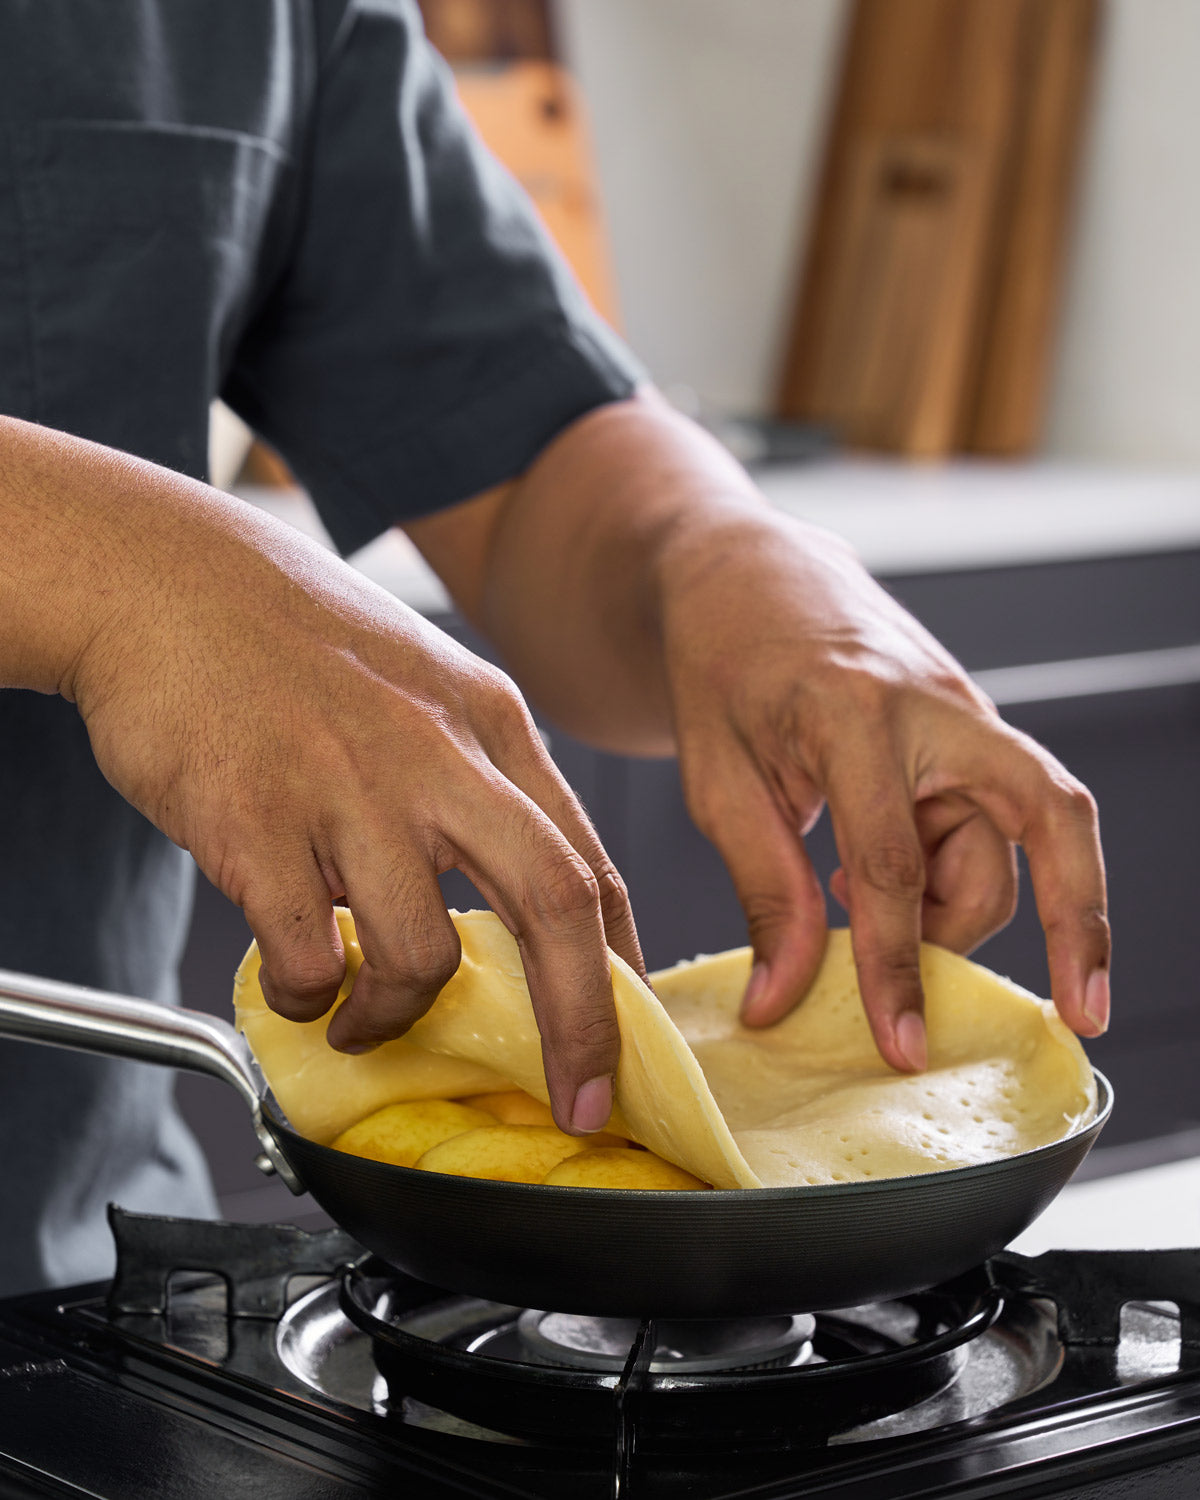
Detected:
[{"left": 884, "top": 549, "right": 1200, "bottom": 669}]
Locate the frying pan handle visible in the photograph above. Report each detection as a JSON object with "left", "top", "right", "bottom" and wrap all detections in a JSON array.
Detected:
[{"left": 0, "top": 967, "right": 303, "bottom": 1194}]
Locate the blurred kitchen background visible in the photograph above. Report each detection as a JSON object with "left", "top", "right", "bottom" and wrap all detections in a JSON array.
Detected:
[{"left": 196, "top": 0, "right": 1200, "bottom": 1225}]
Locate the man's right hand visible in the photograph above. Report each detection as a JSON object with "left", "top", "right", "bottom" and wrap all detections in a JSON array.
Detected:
[{"left": 0, "top": 417, "right": 639, "bottom": 1135}]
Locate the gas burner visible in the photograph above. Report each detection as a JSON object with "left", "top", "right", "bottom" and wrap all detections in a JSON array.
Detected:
[
  {"left": 13, "top": 1215, "right": 1200, "bottom": 1499},
  {"left": 335, "top": 1259, "right": 1006, "bottom": 1449},
  {"left": 504, "top": 1309, "right": 816, "bottom": 1373}
]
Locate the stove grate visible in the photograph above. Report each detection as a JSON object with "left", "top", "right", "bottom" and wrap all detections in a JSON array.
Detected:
[{"left": 339, "top": 1257, "right": 1003, "bottom": 1451}]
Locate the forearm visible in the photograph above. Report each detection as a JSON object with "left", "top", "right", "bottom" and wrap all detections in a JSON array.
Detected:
[
  {"left": 448, "top": 392, "right": 797, "bottom": 755},
  {"left": 0, "top": 415, "right": 315, "bottom": 702},
  {"left": 0, "top": 416, "right": 648, "bottom": 1130},
  {"left": 406, "top": 391, "right": 1108, "bottom": 1064},
  {"left": 0, "top": 415, "right": 143, "bottom": 696}
]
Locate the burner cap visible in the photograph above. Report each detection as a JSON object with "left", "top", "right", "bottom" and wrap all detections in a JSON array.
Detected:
[{"left": 511, "top": 1309, "right": 816, "bottom": 1373}]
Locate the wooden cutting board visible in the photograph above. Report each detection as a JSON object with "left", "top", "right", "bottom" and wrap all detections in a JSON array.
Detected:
[
  {"left": 776, "top": 0, "right": 1099, "bottom": 458},
  {"left": 963, "top": 0, "right": 1100, "bottom": 454}
]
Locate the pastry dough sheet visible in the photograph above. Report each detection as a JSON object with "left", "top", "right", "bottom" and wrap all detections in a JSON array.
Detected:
[
  {"left": 652, "top": 930, "right": 1096, "bottom": 1185},
  {"left": 234, "top": 911, "right": 1096, "bottom": 1188}
]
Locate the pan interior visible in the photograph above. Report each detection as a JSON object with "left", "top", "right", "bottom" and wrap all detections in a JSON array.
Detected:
[
  {"left": 263, "top": 1069, "right": 1110, "bottom": 1205},
  {"left": 241, "top": 914, "right": 1099, "bottom": 1191}
]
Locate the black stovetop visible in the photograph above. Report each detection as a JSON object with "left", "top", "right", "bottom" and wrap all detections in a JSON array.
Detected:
[{"left": 1, "top": 1209, "right": 1199, "bottom": 1499}]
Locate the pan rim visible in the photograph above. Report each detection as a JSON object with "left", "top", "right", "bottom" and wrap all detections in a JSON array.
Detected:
[{"left": 266, "top": 1069, "right": 1110, "bottom": 1203}]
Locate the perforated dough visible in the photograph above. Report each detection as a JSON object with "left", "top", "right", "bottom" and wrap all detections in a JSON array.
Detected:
[
  {"left": 234, "top": 909, "right": 1096, "bottom": 1188},
  {"left": 651, "top": 931, "right": 1097, "bottom": 1186}
]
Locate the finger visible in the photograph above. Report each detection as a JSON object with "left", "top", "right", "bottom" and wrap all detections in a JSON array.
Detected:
[
  {"left": 828, "top": 792, "right": 1014, "bottom": 942},
  {"left": 940, "top": 727, "right": 1110, "bottom": 1037},
  {"left": 827, "top": 766, "right": 928, "bottom": 1073},
  {"left": 683, "top": 743, "right": 828, "bottom": 1028},
  {"left": 324, "top": 853, "right": 462, "bottom": 1053},
  {"left": 242, "top": 851, "right": 346, "bottom": 1023},
  {"left": 448, "top": 777, "right": 619, "bottom": 1135},
  {"left": 915, "top": 797, "right": 1017, "bottom": 953},
  {"left": 488, "top": 711, "right": 647, "bottom": 983},
  {"left": 986, "top": 748, "right": 1110, "bottom": 1037}
]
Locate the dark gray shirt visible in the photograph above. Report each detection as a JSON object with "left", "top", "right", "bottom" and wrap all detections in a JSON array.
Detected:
[{"left": 0, "top": 0, "right": 639, "bottom": 1291}]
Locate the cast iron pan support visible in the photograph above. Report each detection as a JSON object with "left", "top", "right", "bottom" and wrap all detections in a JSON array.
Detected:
[
  {"left": 995, "top": 1249, "right": 1200, "bottom": 1351},
  {"left": 106, "top": 1205, "right": 362, "bottom": 1317}
]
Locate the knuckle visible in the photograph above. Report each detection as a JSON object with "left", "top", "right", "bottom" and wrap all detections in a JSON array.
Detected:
[
  {"left": 483, "top": 669, "right": 535, "bottom": 738},
  {"left": 264, "top": 951, "right": 344, "bottom": 1014},
  {"left": 1018, "top": 743, "right": 1099, "bottom": 828},
  {"left": 857, "top": 840, "right": 926, "bottom": 899},
  {"left": 805, "top": 658, "right": 891, "bottom": 729},
  {"left": 858, "top": 943, "right": 923, "bottom": 999},
  {"left": 594, "top": 863, "right": 632, "bottom": 920},
  {"left": 391, "top": 933, "right": 461, "bottom": 997},
  {"left": 545, "top": 1006, "right": 621, "bottom": 1062},
  {"left": 527, "top": 849, "right": 600, "bottom": 929},
  {"left": 929, "top": 661, "right": 986, "bottom": 711},
  {"left": 953, "top": 902, "right": 1016, "bottom": 957},
  {"left": 333, "top": 1009, "right": 401, "bottom": 1049},
  {"left": 741, "top": 888, "right": 802, "bottom": 945},
  {"left": 1047, "top": 902, "right": 1110, "bottom": 950},
  {"left": 979, "top": 882, "right": 1019, "bottom": 931},
  {"left": 1053, "top": 777, "right": 1099, "bottom": 828},
  {"left": 1080, "top": 904, "right": 1111, "bottom": 950},
  {"left": 957, "top": 868, "right": 1018, "bottom": 932},
  {"left": 572, "top": 1009, "right": 621, "bottom": 1057},
  {"left": 482, "top": 662, "right": 520, "bottom": 699}
]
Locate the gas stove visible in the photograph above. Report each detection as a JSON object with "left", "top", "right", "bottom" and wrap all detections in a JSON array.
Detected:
[{"left": 1, "top": 1207, "right": 1199, "bottom": 1499}]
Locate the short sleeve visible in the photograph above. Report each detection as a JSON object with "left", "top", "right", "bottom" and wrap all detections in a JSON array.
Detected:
[{"left": 224, "top": 0, "right": 643, "bottom": 556}]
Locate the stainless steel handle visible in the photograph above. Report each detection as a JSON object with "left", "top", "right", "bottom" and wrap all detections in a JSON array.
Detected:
[
  {"left": 972, "top": 642, "right": 1200, "bottom": 708},
  {"left": 0, "top": 968, "right": 303, "bottom": 1193}
]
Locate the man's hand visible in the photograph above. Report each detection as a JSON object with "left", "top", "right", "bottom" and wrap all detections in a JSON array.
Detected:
[
  {"left": 654, "top": 508, "right": 1109, "bottom": 1071},
  {"left": 0, "top": 417, "right": 641, "bottom": 1134},
  {"left": 409, "top": 392, "right": 1110, "bottom": 1068}
]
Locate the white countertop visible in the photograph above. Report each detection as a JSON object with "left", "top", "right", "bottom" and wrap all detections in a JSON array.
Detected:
[
  {"left": 754, "top": 460, "right": 1200, "bottom": 576},
  {"left": 240, "top": 460, "right": 1200, "bottom": 611},
  {"left": 1011, "top": 1153, "right": 1200, "bottom": 1255}
]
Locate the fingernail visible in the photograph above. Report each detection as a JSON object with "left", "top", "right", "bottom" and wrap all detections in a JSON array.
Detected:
[
  {"left": 895, "top": 1011, "right": 927, "bottom": 1072},
  {"left": 1083, "top": 969, "right": 1110, "bottom": 1033},
  {"left": 739, "top": 962, "right": 770, "bottom": 1023},
  {"left": 571, "top": 1075, "right": 613, "bottom": 1134}
]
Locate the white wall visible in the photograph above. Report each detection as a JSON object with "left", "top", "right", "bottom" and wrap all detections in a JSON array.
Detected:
[
  {"left": 559, "top": 0, "right": 1200, "bottom": 464},
  {"left": 557, "top": 0, "right": 845, "bottom": 415},
  {"left": 1043, "top": 0, "right": 1200, "bottom": 463}
]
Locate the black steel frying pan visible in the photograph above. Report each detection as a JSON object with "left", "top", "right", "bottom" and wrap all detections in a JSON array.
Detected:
[{"left": 0, "top": 967, "right": 1110, "bottom": 1317}]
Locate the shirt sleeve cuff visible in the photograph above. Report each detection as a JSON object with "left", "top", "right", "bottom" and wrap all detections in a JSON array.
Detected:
[{"left": 274, "top": 315, "right": 644, "bottom": 558}]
